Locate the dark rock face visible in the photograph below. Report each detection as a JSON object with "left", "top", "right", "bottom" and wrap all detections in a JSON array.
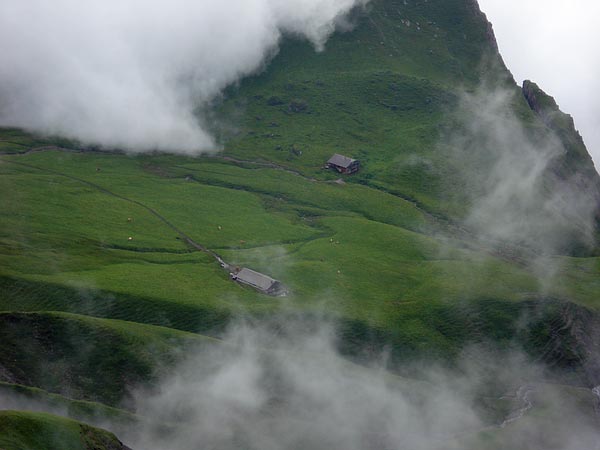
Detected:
[
  {"left": 288, "top": 99, "right": 309, "bottom": 113},
  {"left": 523, "top": 80, "right": 570, "bottom": 129},
  {"left": 80, "top": 423, "right": 132, "bottom": 450},
  {"left": 524, "top": 300, "right": 600, "bottom": 387},
  {"left": 522, "top": 80, "right": 597, "bottom": 175},
  {"left": 465, "top": 0, "right": 500, "bottom": 53},
  {"left": 266, "top": 96, "right": 284, "bottom": 106},
  {"left": 522, "top": 80, "right": 600, "bottom": 255}
]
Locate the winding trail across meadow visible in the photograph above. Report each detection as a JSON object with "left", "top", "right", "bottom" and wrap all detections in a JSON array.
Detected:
[
  {"left": 1, "top": 145, "right": 533, "bottom": 268},
  {"left": 0, "top": 157, "right": 231, "bottom": 270}
]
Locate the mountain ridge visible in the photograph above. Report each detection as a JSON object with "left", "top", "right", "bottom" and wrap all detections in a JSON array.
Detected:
[{"left": 1, "top": 1, "right": 600, "bottom": 448}]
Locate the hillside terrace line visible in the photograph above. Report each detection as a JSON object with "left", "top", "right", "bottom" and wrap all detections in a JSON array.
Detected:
[
  {"left": 0, "top": 156, "right": 290, "bottom": 296},
  {"left": 1, "top": 146, "right": 533, "bottom": 283}
]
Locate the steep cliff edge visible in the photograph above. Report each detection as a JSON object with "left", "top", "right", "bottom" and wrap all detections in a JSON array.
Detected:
[
  {"left": 523, "top": 80, "right": 599, "bottom": 181},
  {"left": 522, "top": 299, "right": 600, "bottom": 388},
  {"left": 522, "top": 80, "right": 600, "bottom": 254}
]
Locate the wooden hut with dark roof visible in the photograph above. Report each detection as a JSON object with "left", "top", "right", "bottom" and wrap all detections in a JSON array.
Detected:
[{"left": 326, "top": 154, "right": 360, "bottom": 174}]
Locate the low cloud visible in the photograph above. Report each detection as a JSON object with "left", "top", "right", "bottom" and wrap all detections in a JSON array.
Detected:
[
  {"left": 123, "top": 316, "right": 600, "bottom": 450},
  {"left": 0, "top": 0, "right": 367, "bottom": 153},
  {"left": 444, "top": 84, "right": 598, "bottom": 257}
]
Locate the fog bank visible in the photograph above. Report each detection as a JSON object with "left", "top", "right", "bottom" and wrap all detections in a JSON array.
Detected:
[
  {"left": 444, "top": 85, "right": 598, "bottom": 256},
  {"left": 0, "top": 0, "right": 367, "bottom": 153},
  {"left": 1, "top": 315, "right": 599, "bottom": 449},
  {"left": 124, "top": 318, "right": 600, "bottom": 450}
]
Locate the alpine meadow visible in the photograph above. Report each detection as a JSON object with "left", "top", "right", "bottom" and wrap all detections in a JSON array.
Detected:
[{"left": 1, "top": 0, "right": 600, "bottom": 449}]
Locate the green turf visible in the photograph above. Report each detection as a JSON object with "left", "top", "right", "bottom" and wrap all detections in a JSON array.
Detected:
[
  {"left": 1, "top": 0, "right": 600, "bottom": 444},
  {"left": 0, "top": 382, "right": 137, "bottom": 427},
  {"left": 0, "top": 311, "right": 218, "bottom": 406},
  {"left": 1, "top": 149, "right": 599, "bottom": 358},
  {"left": 0, "top": 410, "right": 127, "bottom": 450}
]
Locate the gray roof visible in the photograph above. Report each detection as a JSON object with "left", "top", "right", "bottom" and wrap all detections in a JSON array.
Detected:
[
  {"left": 327, "top": 154, "right": 356, "bottom": 168},
  {"left": 235, "top": 268, "right": 278, "bottom": 292}
]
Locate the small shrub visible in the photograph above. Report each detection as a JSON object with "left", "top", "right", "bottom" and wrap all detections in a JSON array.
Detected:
[{"left": 267, "top": 96, "right": 284, "bottom": 106}]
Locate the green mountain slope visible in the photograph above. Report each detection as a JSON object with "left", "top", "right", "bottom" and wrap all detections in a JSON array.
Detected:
[
  {"left": 0, "top": 410, "right": 129, "bottom": 450},
  {"left": 0, "top": 311, "right": 216, "bottom": 406},
  {"left": 0, "top": 382, "right": 137, "bottom": 427},
  {"left": 215, "top": 0, "right": 506, "bottom": 202},
  {"left": 216, "top": 0, "right": 599, "bottom": 250},
  {"left": 1, "top": 0, "right": 600, "bottom": 446}
]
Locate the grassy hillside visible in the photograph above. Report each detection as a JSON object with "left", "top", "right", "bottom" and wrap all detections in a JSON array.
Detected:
[
  {"left": 1, "top": 0, "right": 600, "bottom": 446},
  {"left": 0, "top": 311, "right": 217, "bottom": 406},
  {"left": 0, "top": 410, "right": 129, "bottom": 450},
  {"left": 2, "top": 148, "right": 600, "bottom": 365},
  {"left": 214, "top": 0, "right": 519, "bottom": 217},
  {"left": 0, "top": 382, "right": 137, "bottom": 426}
]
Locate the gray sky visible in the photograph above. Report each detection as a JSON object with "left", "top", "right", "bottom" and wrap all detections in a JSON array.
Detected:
[{"left": 478, "top": 0, "right": 600, "bottom": 169}]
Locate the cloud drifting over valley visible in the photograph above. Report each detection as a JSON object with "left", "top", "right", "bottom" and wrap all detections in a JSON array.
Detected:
[
  {"left": 1, "top": 314, "right": 599, "bottom": 449},
  {"left": 444, "top": 85, "right": 599, "bottom": 257},
  {"left": 124, "top": 318, "right": 600, "bottom": 450},
  {"left": 0, "top": 0, "right": 366, "bottom": 153}
]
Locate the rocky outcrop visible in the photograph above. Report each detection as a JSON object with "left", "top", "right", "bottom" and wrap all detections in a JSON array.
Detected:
[
  {"left": 465, "top": 0, "right": 500, "bottom": 53},
  {"left": 523, "top": 80, "right": 578, "bottom": 133},
  {"left": 522, "top": 80, "right": 600, "bottom": 255},
  {"left": 523, "top": 300, "right": 600, "bottom": 387},
  {"left": 80, "top": 423, "right": 132, "bottom": 450},
  {"left": 522, "top": 80, "right": 598, "bottom": 178}
]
